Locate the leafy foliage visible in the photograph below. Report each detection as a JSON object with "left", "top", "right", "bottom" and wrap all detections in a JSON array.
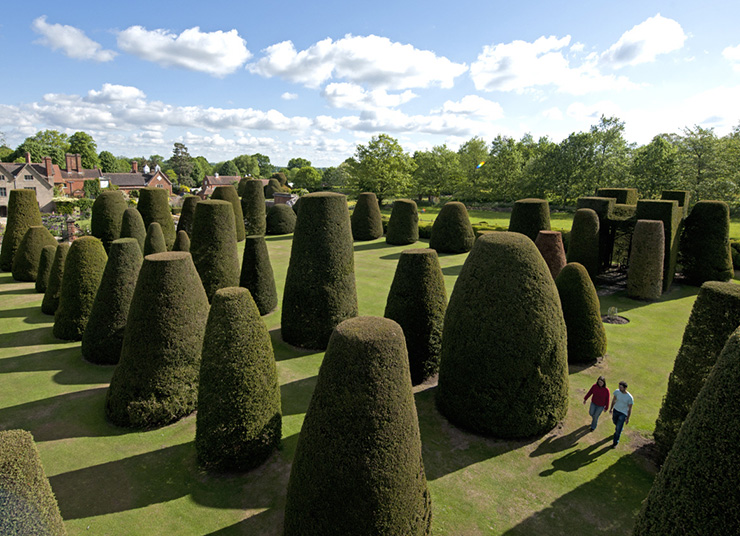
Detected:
[
  {"left": 68, "top": 131, "right": 99, "bottom": 169},
  {"left": 347, "top": 134, "right": 416, "bottom": 203}
]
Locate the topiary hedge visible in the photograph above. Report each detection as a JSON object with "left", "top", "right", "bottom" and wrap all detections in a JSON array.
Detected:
[
  {"left": 351, "top": 192, "right": 384, "bottom": 241},
  {"left": 242, "top": 179, "right": 267, "bottom": 236},
  {"left": 144, "top": 222, "right": 167, "bottom": 256},
  {"left": 105, "top": 251, "right": 210, "bottom": 428},
  {"left": 283, "top": 316, "right": 432, "bottom": 536},
  {"left": 282, "top": 192, "right": 358, "bottom": 350},
  {"left": 627, "top": 219, "right": 664, "bottom": 300},
  {"left": 272, "top": 171, "right": 288, "bottom": 187},
  {"left": 555, "top": 262, "right": 607, "bottom": 364},
  {"left": 660, "top": 190, "right": 690, "bottom": 219},
  {"left": 195, "top": 287, "right": 281, "bottom": 471},
  {"left": 91, "top": 190, "right": 127, "bottom": 252},
  {"left": 678, "top": 200, "right": 733, "bottom": 284},
  {"left": 263, "top": 178, "right": 281, "bottom": 199},
  {"left": 172, "top": 230, "right": 190, "bottom": 252},
  {"left": 635, "top": 199, "right": 681, "bottom": 292},
  {"left": 41, "top": 243, "right": 70, "bottom": 315},
  {"left": 120, "top": 207, "right": 146, "bottom": 254},
  {"left": 429, "top": 202, "right": 475, "bottom": 254},
  {"left": 212, "top": 185, "right": 245, "bottom": 242},
  {"left": 566, "top": 208, "right": 600, "bottom": 279},
  {"left": 12, "top": 226, "right": 58, "bottom": 282},
  {"left": 384, "top": 248, "right": 447, "bottom": 385},
  {"left": 535, "top": 230, "right": 566, "bottom": 279},
  {"left": 35, "top": 244, "right": 57, "bottom": 294},
  {"left": 576, "top": 196, "right": 615, "bottom": 269},
  {"left": 436, "top": 232, "right": 569, "bottom": 438},
  {"left": 176, "top": 195, "right": 200, "bottom": 237},
  {"left": 81, "top": 238, "right": 143, "bottom": 365},
  {"left": 137, "top": 187, "right": 175, "bottom": 249},
  {"left": 596, "top": 187, "right": 638, "bottom": 205},
  {"left": 386, "top": 199, "right": 419, "bottom": 245},
  {"left": 239, "top": 235, "right": 277, "bottom": 315},
  {"left": 265, "top": 204, "right": 295, "bottom": 235},
  {"left": 508, "top": 198, "right": 551, "bottom": 242},
  {"left": 0, "top": 189, "right": 43, "bottom": 272}
]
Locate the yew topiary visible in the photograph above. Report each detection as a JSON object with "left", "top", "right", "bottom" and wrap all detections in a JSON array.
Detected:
[
  {"left": 120, "top": 207, "right": 146, "bottom": 254},
  {"left": 283, "top": 316, "right": 432, "bottom": 536},
  {"left": 195, "top": 287, "right": 281, "bottom": 471},
  {"left": 242, "top": 179, "right": 267, "bottom": 236},
  {"left": 176, "top": 195, "right": 200, "bottom": 237},
  {"left": 0, "top": 189, "right": 43, "bottom": 272},
  {"left": 35, "top": 244, "right": 57, "bottom": 294},
  {"left": 137, "top": 187, "right": 175, "bottom": 249},
  {"left": 12, "top": 226, "right": 57, "bottom": 282},
  {"left": 41, "top": 243, "right": 70, "bottom": 315},
  {"left": 429, "top": 202, "right": 475, "bottom": 254},
  {"left": 265, "top": 204, "right": 295, "bottom": 235},
  {"left": 144, "top": 222, "right": 167, "bottom": 256},
  {"left": 91, "top": 190, "right": 127, "bottom": 252},
  {"left": 661, "top": 189, "right": 690, "bottom": 218},
  {"left": 596, "top": 187, "right": 638, "bottom": 205},
  {"left": 81, "top": 238, "right": 143, "bottom": 365},
  {"left": 351, "top": 192, "right": 384, "bottom": 241},
  {"left": 239, "top": 235, "right": 277, "bottom": 315},
  {"left": 627, "top": 219, "right": 664, "bottom": 300},
  {"left": 386, "top": 199, "right": 418, "bottom": 245},
  {"left": 212, "top": 185, "right": 245, "bottom": 242},
  {"left": 436, "top": 232, "right": 568, "bottom": 438},
  {"left": 535, "top": 230, "right": 566, "bottom": 279},
  {"left": 567, "top": 208, "right": 600, "bottom": 279},
  {"left": 679, "top": 200, "right": 733, "bottom": 284},
  {"left": 105, "top": 251, "right": 209, "bottom": 428},
  {"left": 635, "top": 199, "right": 681, "bottom": 291},
  {"left": 172, "top": 230, "right": 190, "bottom": 252},
  {"left": 384, "top": 249, "right": 447, "bottom": 385},
  {"left": 272, "top": 171, "right": 288, "bottom": 186},
  {"left": 576, "top": 196, "right": 615, "bottom": 269},
  {"left": 263, "top": 178, "right": 281, "bottom": 199},
  {"left": 508, "top": 198, "right": 551, "bottom": 241}
]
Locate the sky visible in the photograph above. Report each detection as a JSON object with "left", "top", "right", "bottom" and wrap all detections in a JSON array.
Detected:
[{"left": 1, "top": 1, "right": 739, "bottom": 167}]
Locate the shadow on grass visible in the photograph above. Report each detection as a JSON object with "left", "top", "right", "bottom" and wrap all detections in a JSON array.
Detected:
[
  {"left": 599, "top": 284, "right": 700, "bottom": 315},
  {"left": 269, "top": 328, "right": 323, "bottom": 362},
  {"left": 538, "top": 437, "right": 614, "bottom": 476},
  {"left": 0, "top": 326, "right": 59, "bottom": 349},
  {"left": 280, "top": 375, "right": 317, "bottom": 416},
  {"left": 353, "top": 240, "right": 390, "bottom": 252},
  {"left": 529, "top": 425, "right": 593, "bottom": 457},
  {"left": 203, "top": 508, "right": 283, "bottom": 536},
  {"left": 0, "top": 306, "right": 42, "bottom": 319},
  {"left": 0, "top": 345, "right": 113, "bottom": 385},
  {"left": 441, "top": 264, "right": 464, "bottom": 277},
  {"left": 0, "top": 286, "right": 37, "bottom": 297},
  {"left": 265, "top": 234, "right": 294, "bottom": 242}
]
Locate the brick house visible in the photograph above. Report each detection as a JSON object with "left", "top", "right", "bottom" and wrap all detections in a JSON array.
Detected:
[
  {"left": 104, "top": 162, "right": 173, "bottom": 195},
  {"left": 0, "top": 153, "right": 61, "bottom": 215},
  {"left": 59, "top": 153, "right": 104, "bottom": 197},
  {"left": 198, "top": 173, "right": 242, "bottom": 198}
]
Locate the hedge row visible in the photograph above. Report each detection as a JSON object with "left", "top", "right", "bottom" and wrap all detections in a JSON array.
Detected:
[
  {"left": 679, "top": 200, "right": 733, "bottom": 284},
  {"left": 627, "top": 220, "right": 664, "bottom": 300}
]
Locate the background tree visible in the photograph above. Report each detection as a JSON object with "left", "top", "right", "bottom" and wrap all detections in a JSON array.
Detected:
[
  {"left": 252, "top": 153, "right": 274, "bottom": 177},
  {"left": 347, "top": 134, "right": 416, "bottom": 204},
  {"left": 169, "top": 143, "right": 194, "bottom": 184},
  {"left": 589, "top": 116, "right": 632, "bottom": 188},
  {"left": 287, "top": 157, "right": 311, "bottom": 170},
  {"left": 11, "top": 130, "right": 69, "bottom": 166},
  {"left": 83, "top": 178, "right": 102, "bottom": 199},
  {"left": 293, "top": 166, "right": 322, "bottom": 191},
  {"left": 217, "top": 160, "right": 240, "bottom": 177},
  {"left": 412, "top": 145, "right": 461, "bottom": 202},
  {"left": 233, "top": 154, "right": 260, "bottom": 177},
  {"left": 191, "top": 156, "right": 212, "bottom": 187},
  {"left": 68, "top": 131, "right": 99, "bottom": 169},
  {"left": 323, "top": 161, "right": 352, "bottom": 190},
  {"left": 486, "top": 136, "right": 526, "bottom": 201},
  {"left": 630, "top": 135, "right": 679, "bottom": 198},
  {"left": 99, "top": 151, "right": 117, "bottom": 173},
  {"left": 456, "top": 136, "right": 490, "bottom": 199},
  {"left": 542, "top": 132, "right": 596, "bottom": 207}
]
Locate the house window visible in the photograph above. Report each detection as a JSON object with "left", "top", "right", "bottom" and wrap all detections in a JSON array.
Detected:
[
  {"left": 0, "top": 187, "right": 6, "bottom": 196},
  {"left": 156, "top": 184, "right": 163, "bottom": 188},
  {"left": 24, "top": 187, "right": 36, "bottom": 193},
  {"left": 24, "top": 174, "right": 33, "bottom": 181}
]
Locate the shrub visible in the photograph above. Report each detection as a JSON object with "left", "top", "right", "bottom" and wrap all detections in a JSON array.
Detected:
[
  {"left": 384, "top": 248, "right": 447, "bottom": 385},
  {"left": 172, "top": 230, "right": 190, "bottom": 252},
  {"left": 508, "top": 198, "right": 551, "bottom": 241},
  {"left": 91, "top": 190, "right": 127, "bottom": 252},
  {"left": 596, "top": 187, "right": 638, "bottom": 205},
  {"left": 242, "top": 179, "right": 267, "bottom": 236},
  {"left": 263, "top": 178, "right": 281, "bottom": 199},
  {"left": 120, "top": 207, "right": 146, "bottom": 254},
  {"left": 627, "top": 219, "right": 665, "bottom": 300},
  {"left": 190, "top": 199, "right": 240, "bottom": 302},
  {"left": 35, "top": 244, "right": 57, "bottom": 294},
  {"left": 53, "top": 237, "right": 108, "bottom": 341},
  {"left": 633, "top": 325, "right": 740, "bottom": 535},
  {"left": 239, "top": 235, "right": 277, "bottom": 315},
  {"left": 212, "top": 185, "right": 245, "bottom": 242},
  {"left": 436, "top": 232, "right": 568, "bottom": 437},
  {"left": 678, "top": 200, "right": 733, "bottom": 284},
  {"left": 351, "top": 192, "right": 384, "bottom": 241},
  {"left": 81, "top": 238, "right": 143, "bottom": 365},
  {"left": 265, "top": 204, "right": 296, "bottom": 235},
  {"left": 176, "top": 195, "right": 200, "bottom": 237},
  {"left": 41, "top": 243, "right": 70, "bottom": 315},
  {"left": 386, "top": 199, "right": 419, "bottom": 245},
  {"left": 237, "top": 178, "right": 249, "bottom": 197},
  {"left": 653, "top": 281, "right": 740, "bottom": 463},
  {"left": 0, "top": 189, "right": 43, "bottom": 272},
  {"left": 144, "top": 222, "right": 167, "bottom": 256},
  {"left": 105, "top": 251, "right": 210, "bottom": 428},
  {"left": 283, "top": 316, "right": 432, "bottom": 536},
  {"left": 576, "top": 196, "right": 615, "bottom": 269},
  {"left": 137, "top": 187, "right": 175, "bottom": 249},
  {"left": 12, "top": 226, "right": 57, "bottom": 282},
  {"left": 271, "top": 171, "right": 288, "bottom": 186},
  {"left": 282, "top": 192, "right": 358, "bottom": 350},
  {"left": 567, "top": 208, "right": 600, "bottom": 279},
  {"left": 555, "top": 262, "right": 607, "bottom": 364},
  {"left": 0, "top": 430, "right": 66, "bottom": 535},
  {"left": 635, "top": 199, "right": 681, "bottom": 291},
  {"left": 535, "top": 230, "right": 566, "bottom": 279},
  {"left": 195, "top": 287, "right": 281, "bottom": 471},
  {"left": 429, "top": 202, "right": 475, "bottom": 254},
  {"left": 660, "top": 190, "right": 690, "bottom": 218}
]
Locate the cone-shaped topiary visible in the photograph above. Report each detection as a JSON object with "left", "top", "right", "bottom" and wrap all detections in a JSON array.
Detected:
[
  {"left": 91, "top": 190, "right": 127, "bottom": 252},
  {"left": 576, "top": 197, "right": 615, "bottom": 270},
  {"left": 53, "top": 236, "right": 108, "bottom": 341},
  {"left": 12, "top": 226, "right": 57, "bottom": 282},
  {"left": 195, "top": 287, "right": 281, "bottom": 471},
  {"left": 627, "top": 219, "right": 664, "bottom": 300},
  {"left": 283, "top": 316, "right": 432, "bottom": 536},
  {"left": 237, "top": 178, "right": 249, "bottom": 197},
  {"left": 35, "top": 244, "right": 57, "bottom": 294},
  {"left": 0, "top": 189, "right": 43, "bottom": 272},
  {"left": 679, "top": 200, "right": 733, "bottom": 284},
  {"left": 176, "top": 195, "right": 200, "bottom": 237},
  {"left": 120, "top": 207, "right": 146, "bottom": 254},
  {"left": 567, "top": 208, "right": 600, "bottom": 279},
  {"left": 508, "top": 198, "right": 551, "bottom": 242},
  {"left": 351, "top": 192, "right": 384, "bottom": 241},
  {"left": 41, "top": 243, "right": 69, "bottom": 315},
  {"left": 555, "top": 262, "right": 607, "bottom": 364},
  {"left": 212, "top": 185, "right": 246, "bottom": 242},
  {"left": 105, "top": 251, "right": 209, "bottom": 428},
  {"left": 0, "top": 430, "right": 66, "bottom": 536},
  {"left": 81, "top": 238, "right": 143, "bottom": 365},
  {"left": 386, "top": 199, "right": 418, "bottom": 245},
  {"left": 137, "top": 187, "right": 175, "bottom": 249},
  {"left": 281, "top": 192, "right": 358, "bottom": 350},
  {"left": 144, "top": 222, "right": 167, "bottom": 256},
  {"left": 635, "top": 199, "right": 681, "bottom": 291},
  {"left": 429, "top": 202, "right": 475, "bottom": 254},
  {"left": 384, "top": 249, "right": 447, "bottom": 385},
  {"left": 265, "top": 204, "right": 295, "bottom": 235},
  {"left": 242, "top": 179, "right": 267, "bottom": 236},
  {"left": 633, "top": 326, "right": 740, "bottom": 535},
  {"left": 239, "top": 235, "right": 277, "bottom": 315},
  {"left": 436, "top": 232, "right": 568, "bottom": 438},
  {"left": 263, "top": 178, "right": 281, "bottom": 199},
  {"left": 535, "top": 230, "right": 566, "bottom": 280},
  {"left": 172, "top": 230, "right": 190, "bottom": 252},
  {"left": 190, "top": 199, "right": 240, "bottom": 302},
  {"left": 653, "top": 281, "right": 740, "bottom": 463}
]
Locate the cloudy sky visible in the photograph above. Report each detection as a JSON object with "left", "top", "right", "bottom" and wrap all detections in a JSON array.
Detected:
[{"left": 1, "top": 1, "right": 739, "bottom": 166}]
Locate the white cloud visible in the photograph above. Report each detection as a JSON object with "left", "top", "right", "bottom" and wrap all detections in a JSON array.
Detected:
[
  {"left": 86, "top": 84, "right": 146, "bottom": 103},
  {"left": 723, "top": 44, "right": 740, "bottom": 72},
  {"left": 281, "top": 92, "right": 298, "bottom": 100},
  {"left": 566, "top": 101, "right": 622, "bottom": 122},
  {"left": 436, "top": 95, "right": 504, "bottom": 120},
  {"left": 117, "top": 26, "right": 251, "bottom": 77},
  {"left": 601, "top": 14, "right": 686, "bottom": 68},
  {"left": 248, "top": 34, "right": 467, "bottom": 89},
  {"left": 322, "top": 83, "right": 417, "bottom": 110},
  {"left": 542, "top": 107, "right": 563, "bottom": 120},
  {"left": 32, "top": 16, "right": 116, "bottom": 62}
]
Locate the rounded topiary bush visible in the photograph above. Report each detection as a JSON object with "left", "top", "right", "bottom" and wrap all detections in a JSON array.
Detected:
[
  {"left": 144, "top": 222, "right": 167, "bottom": 256},
  {"left": 137, "top": 187, "right": 175, "bottom": 249},
  {"left": 176, "top": 195, "right": 200, "bottom": 237},
  {"left": 386, "top": 199, "right": 419, "bottom": 245},
  {"left": 239, "top": 235, "right": 277, "bottom": 316},
  {"left": 264, "top": 178, "right": 281, "bottom": 199},
  {"left": 35, "top": 244, "right": 57, "bottom": 294},
  {"left": 91, "top": 190, "right": 127, "bottom": 252},
  {"left": 351, "top": 192, "right": 384, "bottom": 241},
  {"left": 81, "top": 238, "right": 143, "bottom": 365},
  {"left": 41, "top": 243, "right": 70, "bottom": 315},
  {"left": 281, "top": 192, "right": 358, "bottom": 350},
  {"left": 105, "top": 251, "right": 209, "bottom": 428},
  {"left": 429, "top": 202, "right": 475, "bottom": 254},
  {"left": 0, "top": 189, "right": 43, "bottom": 272},
  {"left": 535, "top": 230, "right": 566, "bottom": 280},
  {"left": 634, "top": 325, "right": 740, "bottom": 535},
  {"left": 120, "top": 207, "right": 146, "bottom": 254},
  {"left": 212, "top": 185, "right": 245, "bottom": 242},
  {"left": 272, "top": 172, "right": 288, "bottom": 187},
  {"left": 436, "top": 232, "right": 569, "bottom": 438},
  {"left": 242, "top": 179, "right": 267, "bottom": 236},
  {"left": 555, "top": 262, "right": 607, "bottom": 364},
  {"left": 508, "top": 198, "right": 551, "bottom": 242},
  {"left": 172, "top": 230, "right": 190, "bottom": 252},
  {"left": 266, "top": 204, "right": 296, "bottom": 235},
  {"left": 384, "top": 249, "right": 447, "bottom": 385},
  {"left": 53, "top": 237, "right": 108, "bottom": 341},
  {"left": 566, "top": 208, "right": 600, "bottom": 279},
  {"left": 679, "top": 200, "right": 733, "bottom": 284},
  {"left": 190, "top": 199, "right": 240, "bottom": 302},
  {"left": 196, "top": 287, "right": 281, "bottom": 471},
  {"left": 283, "top": 316, "right": 432, "bottom": 536},
  {"left": 12, "top": 226, "right": 57, "bottom": 282},
  {"left": 627, "top": 219, "right": 665, "bottom": 300},
  {"left": 0, "top": 430, "right": 66, "bottom": 536}
]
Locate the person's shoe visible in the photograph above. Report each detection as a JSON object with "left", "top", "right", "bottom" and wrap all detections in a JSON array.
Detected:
[{"left": 612, "top": 441, "right": 618, "bottom": 448}]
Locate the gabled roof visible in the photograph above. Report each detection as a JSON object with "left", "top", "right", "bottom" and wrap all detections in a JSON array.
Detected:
[
  {"left": 205, "top": 175, "right": 240, "bottom": 186},
  {"left": 103, "top": 172, "right": 149, "bottom": 187}
]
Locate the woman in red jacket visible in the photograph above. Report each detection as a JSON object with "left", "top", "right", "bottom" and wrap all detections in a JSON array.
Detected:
[{"left": 583, "top": 376, "right": 610, "bottom": 431}]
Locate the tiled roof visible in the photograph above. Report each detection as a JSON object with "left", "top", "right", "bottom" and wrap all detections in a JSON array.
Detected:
[
  {"left": 205, "top": 175, "right": 240, "bottom": 186},
  {"left": 104, "top": 173, "right": 150, "bottom": 187}
]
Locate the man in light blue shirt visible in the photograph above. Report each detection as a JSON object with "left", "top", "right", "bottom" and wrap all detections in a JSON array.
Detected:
[{"left": 609, "top": 381, "right": 634, "bottom": 447}]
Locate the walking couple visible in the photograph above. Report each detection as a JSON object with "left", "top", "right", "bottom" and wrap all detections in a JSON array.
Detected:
[{"left": 583, "top": 376, "right": 634, "bottom": 447}]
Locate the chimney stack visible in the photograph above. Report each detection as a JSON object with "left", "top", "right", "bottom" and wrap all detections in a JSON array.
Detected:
[
  {"left": 65, "top": 153, "right": 74, "bottom": 171},
  {"left": 75, "top": 154, "right": 82, "bottom": 172},
  {"left": 25, "top": 152, "right": 31, "bottom": 164},
  {"left": 132, "top": 161, "right": 138, "bottom": 173},
  {"left": 44, "top": 156, "right": 53, "bottom": 177}
]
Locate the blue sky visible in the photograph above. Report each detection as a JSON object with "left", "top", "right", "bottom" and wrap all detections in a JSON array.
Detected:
[{"left": 1, "top": 1, "right": 739, "bottom": 166}]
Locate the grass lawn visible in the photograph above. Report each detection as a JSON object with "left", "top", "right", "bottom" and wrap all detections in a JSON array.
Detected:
[{"left": 0, "top": 219, "right": 733, "bottom": 534}]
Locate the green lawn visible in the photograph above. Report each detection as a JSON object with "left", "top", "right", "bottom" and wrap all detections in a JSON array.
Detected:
[{"left": 0, "top": 227, "right": 729, "bottom": 535}]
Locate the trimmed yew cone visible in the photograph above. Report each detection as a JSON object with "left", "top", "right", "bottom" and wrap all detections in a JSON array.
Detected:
[
  {"left": 239, "top": 235, "right": 277, "bottom": 315},
  {"left": 627, "top": 219, "right": 665, "bottom": 300},
  {"left": 35, "top": 244, "right": 58, "bottom": 294},
  {"left": 535, "top": 230, "right": 566, "bottom": 280},
  {"left": 41, "top": 243, "right": 70, "bottom": 315},
  {"left": 12, "top": 226, "right": 57, "bottom": 282}
]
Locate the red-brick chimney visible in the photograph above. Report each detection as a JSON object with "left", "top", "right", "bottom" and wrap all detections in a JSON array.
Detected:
[
  {"left": 75, "top": 154, "right": 82, "bottom": 171},
  {"left": 65, "top": 153, "right": 74, "bottom": 171},
  {"left": 44, "top": 156, "right": 53, "bottom": 177},
  {"left": 25, "top": 152, "right": 31, "bottom": 164},
  {"left": 132, "top": 161, "right": 138, "bottom": 173}
]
